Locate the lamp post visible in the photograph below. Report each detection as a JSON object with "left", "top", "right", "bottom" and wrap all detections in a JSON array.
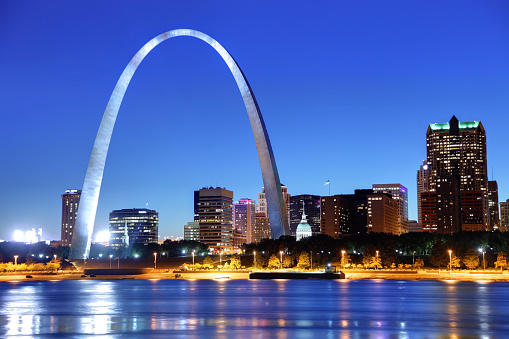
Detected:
[
  {"left": 109, "top": 255, "right": 113, "bottom": 269},
  {"left": 310, "top": 251, "right": 313, "bottom": 270},
  {"left": 14, "top": 255, "right": 18, "bottom": 266},
  {"left": 448, "top": 250, "right": 452, "bottom": 274},
  {"left": 153, "top": 252, "right": 157, "bottom": 270},
  {"left": 341, "top": 250, "right": 346, "bottom": 268},
  {"left": 280, "top": 251, "right": 283, "bottom": 269},
  {"left": 220, "top": 251, "right": 223, "bottom": 267},
  {"left": 192, "top": 251, "right": 195, "bottom": 268},
  {"left": 253, "top": 251, "right": 256, "bottom": 269},
  {"left": 376, "top": 250, "right": 379, "bottom": 270},
  {"left": 478, "top": 248, "right": 485, "bottom": 270},
  {"left": 412, "top": 251, "right": 415, "bottom": 267}
]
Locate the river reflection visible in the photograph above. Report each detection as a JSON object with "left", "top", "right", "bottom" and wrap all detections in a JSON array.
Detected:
[{"left": 0, "top": 279, "right": 508, "bottom": 337}]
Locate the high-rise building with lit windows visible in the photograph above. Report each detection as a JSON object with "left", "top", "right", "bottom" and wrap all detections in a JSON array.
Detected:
[
  {"left": 500, "top": 199, "right": 509, "bottom": 231},
  {"left": 61, "top": 189, "right": 81, "bottom": 246},
  {"left": 256, "top": 184, "right": 290, "bottom": 231},
  {"left": 233, "top": 198, "right": 256, "bottom": 244},
  {"left": 109, "top": 208, "right": 158, "bottom": 248},
  {"left": 416, "top": 161, "right": 429, "bottom": 226},
  {"left": 198, "top": 187, "right": 234, "bottom": 252},
  {"left": 422, "top": 116, "right": 488, "bottom": 233},
  {"left": 488, "top": 181, "right": 500, "bottom": 230},
  {"left": 372, "top": 184, "right": 409, "bottom": 234}
]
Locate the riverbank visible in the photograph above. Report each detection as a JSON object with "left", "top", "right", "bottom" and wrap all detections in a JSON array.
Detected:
[{"left": 2, "top": 269, "right": 509, "bottom": 283}]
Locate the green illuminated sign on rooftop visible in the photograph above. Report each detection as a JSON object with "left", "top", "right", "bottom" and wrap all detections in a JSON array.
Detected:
[{"left": 429, "top": 120, "right": 479, "bottom": 131}]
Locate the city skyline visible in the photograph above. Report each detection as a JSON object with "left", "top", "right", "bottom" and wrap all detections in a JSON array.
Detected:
[{"left": 1, "top": 2, "right": 508, "bottom": 240}]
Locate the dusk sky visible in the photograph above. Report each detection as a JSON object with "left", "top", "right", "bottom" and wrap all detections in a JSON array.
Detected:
[{"left": 1, "top": 1, "right": 508, "bottom": 241}]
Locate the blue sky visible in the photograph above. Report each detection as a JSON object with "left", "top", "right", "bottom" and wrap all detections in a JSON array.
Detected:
[{"left": 1, "top": 1, "right": 508, "bottom": 241}]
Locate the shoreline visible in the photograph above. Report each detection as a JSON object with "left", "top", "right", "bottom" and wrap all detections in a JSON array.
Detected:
[{"left": 2, "top": 270, "right": 509, "bottom": 283}]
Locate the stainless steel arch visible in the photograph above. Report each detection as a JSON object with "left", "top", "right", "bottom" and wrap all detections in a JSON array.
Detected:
[{"left": 70, "top": 29, "right": 290, "bottom": 259}]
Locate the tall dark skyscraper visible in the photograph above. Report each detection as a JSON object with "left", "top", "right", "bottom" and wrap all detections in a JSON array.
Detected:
[
  {"left": 61, "top": 189, "right": 81, "bottom": 246},
  {"left": 422, "top": 116, "right": 488, "bottom": 233},
  {"left": 488, "top": 180, "right": 500, "bottom": 230},
  {"left": 199, "top": 187, "right": 234, "bottom": 252},
  {"left": 289, "top": 195, "right": 321, "bottom": 236},
  {"left": 109, "top": 208, "right": 158, "bottom": 249}
]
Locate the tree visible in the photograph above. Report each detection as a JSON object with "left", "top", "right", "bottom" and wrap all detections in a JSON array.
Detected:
[
  {"left": 414, "top": 257, "right": 424, "bottom": 269},
  {"left": 341, "top": 253, "right": 352, "bottom": 268},
  {"left": 462, "top": 248, "right": 480, "bottom": 270},
  {"left": 202, "top": 256, "right": 214, "bottom": 270},
  {"left": 450, "top": 255, "right": 461, "bottom": 270},
  {"left": 297, "top": 252, "right": 310, "bottom": 269},
  {"left": 370, "top": 256, "right": 382, "bottom": 269},
  {"left": 494, "top": 252, "right": 507, "bottom": 270},
  {"left": 283, "top": 255, "right": 293, "bottom": 268},
  {"left": 430, "top": 241, "right": 449, "bottom": 268},
  {"left": 229, "top": 254, "right": 241, "bottom": 270},
  {"left": 268, "top": 255, "right": 281, "bottom": 270}
]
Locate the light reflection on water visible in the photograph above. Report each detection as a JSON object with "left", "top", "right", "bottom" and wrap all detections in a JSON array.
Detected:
[{"left": 0, "top": 279, "right": 508, "bottom": 337}]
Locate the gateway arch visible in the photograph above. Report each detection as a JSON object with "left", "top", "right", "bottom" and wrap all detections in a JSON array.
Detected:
[{"left": 70, "top": 29, "right": 290, "bottom": 259}]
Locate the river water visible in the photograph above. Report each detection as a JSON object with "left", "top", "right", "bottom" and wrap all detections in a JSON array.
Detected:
[{"left": 0, "top": 279, "right": 507, "bottom": 338}]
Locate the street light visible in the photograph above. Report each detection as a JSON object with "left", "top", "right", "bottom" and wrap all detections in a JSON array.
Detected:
[
  {"left": 253, "top": 251, "right": 256, "bottom": 269},
  {"left": 280, "top": 251, "right": 283, "bottom": 269},
  {"left": 192, "top": 251, "right": 195, "bottom": 267},
  {"left": 478, "top": 248, "right": 485, "bottom": 270},
  {"left": 109, "top": 255, "right": 113, "bottom": 269},
  {"left": 14, "top": 255, "right": 18, "bottom": 266},
  {"left": 413, "top": 251, "right": 415, "bottom": 267},
  {"left": 220, "top": 251, "right": 223, "bottom": 267},
  {"left": 376, "top": 250, "right": 379, "bottom": 270},
  {"left": 341, "top": 250, "right": 346, "bottom": 268},
  {"left": 448, "top": 250, "right": 452, "bottom": 274},
  {"left": 153, "top": 252, "right": 157, "bottom": 270}
]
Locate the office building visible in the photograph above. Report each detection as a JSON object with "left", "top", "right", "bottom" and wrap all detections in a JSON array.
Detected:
[
  {"left": 367, "top": 193, "right": 400, "bottom": 234},
  {"left": 256, "top": 184, "right": 290, "bottom": 218},
  {"left": 233, "top": 199, "right": 256, "bottom": 244},
  {"left": 184, "top": 221, "right": 200, "bottom": 241},
  {"left": 408, "top": 220, "right": 422, "bottom": 233},
  {"left": 422, "top": 116, "right": 488, "bottom": 233},
  {"left": 61, "top": 189, "right": 81, "bottom": 246},
  {"left": 289, "top": 195, "right": 321, "bottom": 236},
  {"left": 373, "top": 184, "right": 409, "bottom": 234},
  {"left": 109, "top": 208, "right": 158, "bottom": 248},
  {"left": 500, "top": 199, "right": 509, "bottom": 231},
  {"left": 198, "top": 187, "right": 234, "bottom": 252},
  {"left": 488, "top": 181, "right": 500, "bottom": 230},
  {"left": 252, "top": 213, "right": 271, "bottom": 243},
  {"left": 416, "top": 161, "right": 429, "bottom": 226}
]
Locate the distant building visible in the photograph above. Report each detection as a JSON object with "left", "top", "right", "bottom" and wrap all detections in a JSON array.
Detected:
[
  {"left": 373, "top": 184, "right": 409, "bottom": 234},
  {"left": 367, "top": 193, "right": 399, "bottom": 234},
  {"left": 296, "top": 203, "right": 312, "bottom": 240},
  {"left": 320, "top": 195, "right": 349, "bottom": 238},
  {"left": 184, "top": 221, "right": 200, "bottom": 241},
  {"left": 256, "top": 184, "right": 290, "bottom": 220},
  {"left": 61, "top": 189, "right": 81, "bottom": 246},
  {"left": 488, "top": 181, "right": 500, "bottom": 231},
  {"left": 408, "top": 220, "right": 422, "bottom": 233},
  {"left": 252, "top": 213, "right": 271, "bottom": 243},
  {"left": 416, "top": 161, "right": 429, "bottom": 225},
  {"left": 198, "top": 187, "right": 234, "bottom": 252},
  {"left": 423, "top": 116, "right": 488, "bottom": 233},
  {"left": 233, "top": 199, "right": 256, "bottom": 244},
  {"left": 109, "top": 208, "right": 158, "bottom": 249},
  {"left": 193, "top": 190, "right": 200, "bottom": 221},
  {"left": 290, "top": 195, "right": 321, "bottom": 236},
  {"left": 500, "top": 200, "right": 509, "bottom": 232}
]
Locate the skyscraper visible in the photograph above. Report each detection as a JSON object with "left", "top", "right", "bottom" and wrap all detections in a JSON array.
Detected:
[
  {"left": 372, "top": 184, "right": 409, "bottom": 234},
  {"left": 289, "top": 195, "right": 321, "bottom": 236},
  {"left": 422, "top": 116, "right": 488, "bottom": 233},
  {"left": 61, "top": 189, "right": 81, "bottom": 246},
  {"left": 256, "top": 184, "right": 290, "bottom": 218},
  {"left": 109, "top": 208, "right": 158, "bottom": 249},
  {"left": 252, "top": 212, "right": 271, "bottom": 243},
  {"left": 416, "top": 161, "right": 429, "bottom": 226},
  {"left": 488, "top": 180, "right": 500, "bottom": 231},
  {"left": 199, "top": 187, "right": 234, "bottom": 252},
  {"left": 233, "top": 199, "right": 256, "bottom": 244},
  {"left": 367, "top": 193, "right": 400, "bottom": 234},
  {"left": 500, "top": 200, "right": 509, "bottom": 232}
]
